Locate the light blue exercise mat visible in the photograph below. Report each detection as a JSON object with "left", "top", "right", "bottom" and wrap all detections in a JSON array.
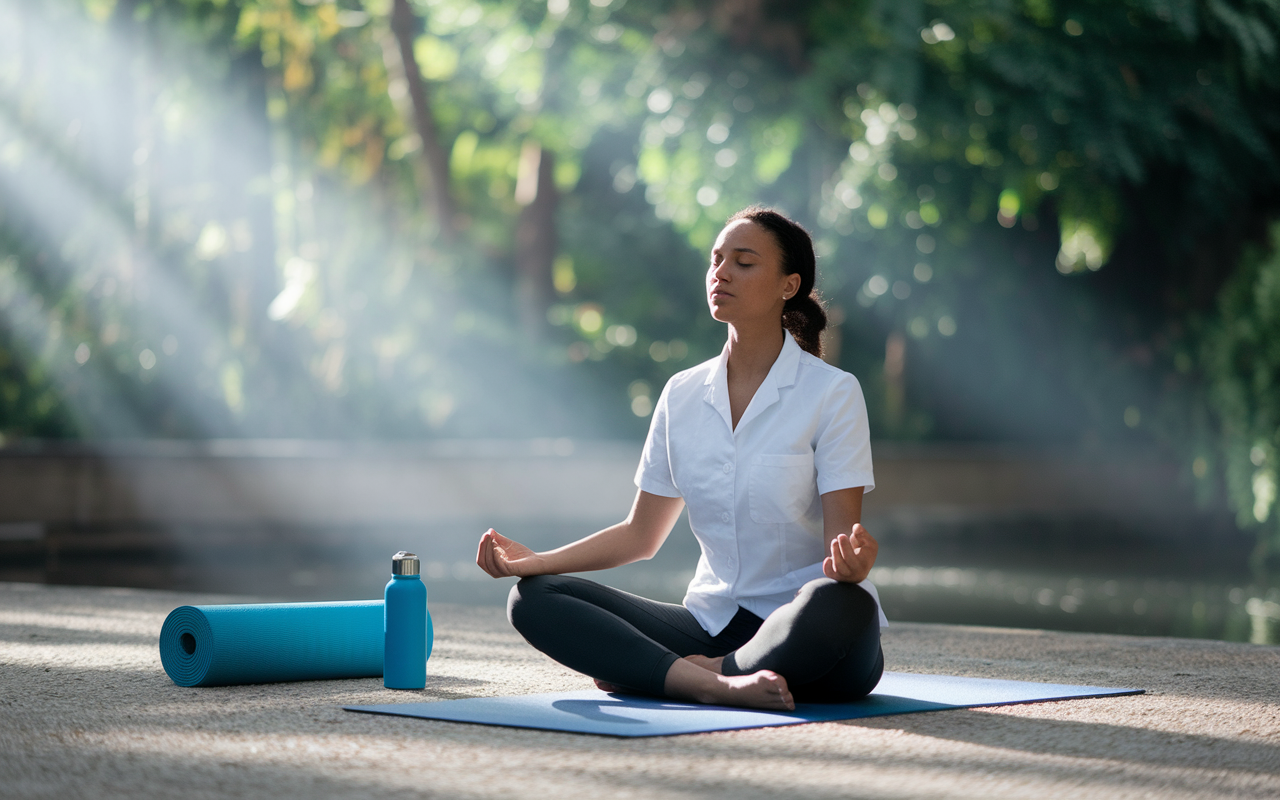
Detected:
[
  {"left": 160, "top": 601, "right": 385, "bottom": 687},
  {"left": 344, "top": 672, "right": 1143, "bottom": 737}
]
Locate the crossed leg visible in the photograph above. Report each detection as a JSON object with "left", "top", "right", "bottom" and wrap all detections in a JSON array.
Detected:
[{"left": 507, "top": 574, "right": 882, "bottom": 709}]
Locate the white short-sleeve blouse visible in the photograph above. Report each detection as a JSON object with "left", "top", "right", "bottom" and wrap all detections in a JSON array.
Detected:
[{"left": 635, "top": 330, "right": 887, "bottom": 636}]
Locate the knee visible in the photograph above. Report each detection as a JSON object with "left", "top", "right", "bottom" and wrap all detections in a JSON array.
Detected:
[
  {"left": 506, "top": 574, "right": 561, "bottom": 631},
  {"left": 797, "top": 578, "right": 877, "bottom": 622}
]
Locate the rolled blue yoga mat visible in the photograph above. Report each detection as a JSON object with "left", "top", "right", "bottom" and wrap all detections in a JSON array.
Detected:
[{"left": 159, "top": 600, "right": 385, "bottom": 687}]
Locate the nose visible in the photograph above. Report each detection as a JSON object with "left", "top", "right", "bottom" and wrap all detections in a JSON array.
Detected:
[{"left": 710, "top": 259, "right": 730, "bottom": 283}]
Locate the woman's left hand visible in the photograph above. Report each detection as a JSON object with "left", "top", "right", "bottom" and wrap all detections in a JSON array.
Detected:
[{"left": 822, "top": 523, "right": 877, "bottom": 583}]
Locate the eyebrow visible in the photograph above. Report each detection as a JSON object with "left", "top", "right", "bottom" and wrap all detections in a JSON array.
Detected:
[{"left": 713, "top": 247, "right": 761, "bottom": 257}]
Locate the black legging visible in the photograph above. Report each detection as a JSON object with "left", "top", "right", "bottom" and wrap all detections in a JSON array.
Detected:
[{"left": 507, "top": 575, "right": 883, "bottom": 703}]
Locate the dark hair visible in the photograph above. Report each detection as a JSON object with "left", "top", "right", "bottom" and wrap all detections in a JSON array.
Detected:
[{"left": 727, "top": 206, "right": 827, "bottom": 357}]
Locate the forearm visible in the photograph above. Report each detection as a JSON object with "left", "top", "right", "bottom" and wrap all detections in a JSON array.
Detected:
[
  {"left": 534, "top": 521, "right": 657, "bottom": 574},
  {"left": 821, "top": 486, "right": 865, "bottom": 550},
  {"left": 531, "top": 490, "right": 685, "bottom": 576},
  {"left": 820, "top": 486, "right": 878, "bottom": 583}
]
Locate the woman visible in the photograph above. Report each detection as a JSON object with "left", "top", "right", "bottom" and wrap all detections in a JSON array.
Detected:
[{"left": 476, "top": 207, "right": 884, "bottom": 711}]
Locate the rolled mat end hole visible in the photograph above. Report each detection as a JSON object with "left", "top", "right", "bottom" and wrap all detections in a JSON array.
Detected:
[{"left": 180, "top": 632, "right": 196, "bottom": 655}]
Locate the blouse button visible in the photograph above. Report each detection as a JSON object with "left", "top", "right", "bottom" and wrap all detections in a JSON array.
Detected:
[
  {"left": 720, "top": 512, "right": 730, "bottom": 523},
  {"left": 722, "top": 463, "right": 732, "bottom": 473}
]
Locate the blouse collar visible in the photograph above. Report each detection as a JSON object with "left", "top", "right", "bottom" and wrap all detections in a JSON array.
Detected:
[{"left": 703, "top": 329, "right": 803, "bottom": 433}]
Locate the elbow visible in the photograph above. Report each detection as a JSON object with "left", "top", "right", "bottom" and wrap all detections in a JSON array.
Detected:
[
  {"left": 627, "top": 534, "right": 661, "bottom": 562},
  {"left": 632, "top": 537, "right": 663, "bottom": 563},
  {"left": 619, "top": 519, "right": 664, "bottom": 562},
  {"left": 636, "top": 529, "right": 669, "bottom": 561}
]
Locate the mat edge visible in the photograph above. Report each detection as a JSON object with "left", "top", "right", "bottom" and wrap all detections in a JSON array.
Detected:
[
  {"left": 340, "top": 685, "right": 1146, "bottom": 739},
  {"left": 341, "top": 704, "right": 808, "bottom": 738}
]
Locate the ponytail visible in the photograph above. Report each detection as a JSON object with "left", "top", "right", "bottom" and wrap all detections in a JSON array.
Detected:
[
  {"left": 727, "top": 206, "right": 827, "bottom": 358},
  {"left": 782, "top": 293, "right": 828, "bottom": 358}
]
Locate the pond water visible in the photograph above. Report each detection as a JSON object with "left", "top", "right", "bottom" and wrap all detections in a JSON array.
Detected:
[
  {"left": 11, "top": 513, "right": 1276, "bottom": 646},
  {"left": 867, "top": 566, "right": 1280, "bottom": 645},
  {"left": 388, "top": 516, "right": 1280, "bottom": 646},
  {"left": 404, "top": 514, "right": 1280, "bottom": 646},
  {"left": 393, "top": 560, "right": 1280, "bottom": 646}
]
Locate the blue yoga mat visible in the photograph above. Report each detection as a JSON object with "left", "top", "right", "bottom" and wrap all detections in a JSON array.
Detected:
[
  {"left": 344, "top": 671, "right": 1142, "bottom": 737},
  {"left": 160, "top": 601, "right": 385, "bottom": 687}
]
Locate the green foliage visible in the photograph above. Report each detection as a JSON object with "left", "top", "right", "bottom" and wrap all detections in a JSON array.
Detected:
[
  {"left": 0, "top": 0, "right": 1278, "bottom": 531},
  {"left": 1203, "top": 222, "right": 1280, "bottom": 577}
]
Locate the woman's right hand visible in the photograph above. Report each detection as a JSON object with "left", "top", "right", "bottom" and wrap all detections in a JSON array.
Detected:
[{"left": 476, "top": 528, "right": 545, "bottom": 579}]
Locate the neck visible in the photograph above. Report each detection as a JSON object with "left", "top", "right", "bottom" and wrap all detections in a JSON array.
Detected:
[{"left": 724, "top": 322, "right": 786, "bottom": 380}]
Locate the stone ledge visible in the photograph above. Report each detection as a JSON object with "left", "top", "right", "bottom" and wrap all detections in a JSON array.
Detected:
[{"left": 0, "top": 440, "right": 1230, "bottom": 535}]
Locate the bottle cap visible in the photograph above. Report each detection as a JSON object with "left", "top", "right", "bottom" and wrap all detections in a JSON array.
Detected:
[{"left": 391, "top": 551, "right": 420, "bottom": 576}]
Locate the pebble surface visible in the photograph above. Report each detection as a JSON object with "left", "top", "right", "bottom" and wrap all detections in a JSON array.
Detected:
[{"left": 2, "top": 581, "right": 1278, "bottom": 799}]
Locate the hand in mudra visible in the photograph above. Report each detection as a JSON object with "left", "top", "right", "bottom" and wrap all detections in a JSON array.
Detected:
[
  {"left": 823, "top": 523, "right": 877, "bottom": 583},
  {"left": 476, "top": 528, "right": 544, "bottom": 579}
]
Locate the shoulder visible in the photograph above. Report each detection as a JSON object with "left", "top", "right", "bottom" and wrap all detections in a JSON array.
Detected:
[
  {"left": 794, "top": 351, "right": 863, "bottom": 395},
  {"left": 660, "top": 355, "right": 717, "bottom": 399}
]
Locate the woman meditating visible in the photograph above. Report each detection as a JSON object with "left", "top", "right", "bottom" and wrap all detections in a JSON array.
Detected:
[{"left": 476, "top": 207, "right": 885, "bottom": 711}]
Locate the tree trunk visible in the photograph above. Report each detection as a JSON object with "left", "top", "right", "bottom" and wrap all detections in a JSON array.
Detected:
[
  {"left": 884, "top": 331, "right": 905, "bottom": 431},
  {"left": 389, "top": 0, "right": 455, "bottom": 238},
  {"left": 514, "top": 141, "right": 558, "bottom": 340},
  {"left": 228, "top": 48, "right": 278, "bottom": 346},
  {"left": 109, "top": 0, "right": 140, "bottom": 300}
]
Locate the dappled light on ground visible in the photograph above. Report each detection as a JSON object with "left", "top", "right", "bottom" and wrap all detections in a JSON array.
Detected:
[{"left": 2, "top": 582, "right": 1277, "bottom": 800}]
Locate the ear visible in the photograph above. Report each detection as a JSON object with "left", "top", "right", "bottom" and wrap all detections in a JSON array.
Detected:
[{"left": 783, "top": 272, "right": 802, "bottom": 299}]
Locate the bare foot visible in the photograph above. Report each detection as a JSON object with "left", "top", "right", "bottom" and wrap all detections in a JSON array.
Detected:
[
  {"left": 682, "top": 654, "right": 724, "bottom": 674},
  {"left": 664, "top": 658, "right": 794, "bottom": 711},
  {"left": 708, "top": 670, "right": 794, "bottom": 711},
  {"left": 594, "top": 678, "right": 627, "bottom": 693}
]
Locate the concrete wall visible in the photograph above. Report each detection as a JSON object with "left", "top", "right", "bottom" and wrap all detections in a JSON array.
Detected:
[
  {"left": 0, "top": 439, "right": 636, "bottom": 527},
  {"left": 0, "top": 438, "right": 1214, "bottom": 529},
  {"left": 0, "top": 439, "right": 1237, "bottom": 596}
]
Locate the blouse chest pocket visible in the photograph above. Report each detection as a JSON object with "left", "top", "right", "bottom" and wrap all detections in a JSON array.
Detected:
[{"left": 749, "top": 453, "right": 817, "bottom": 523}]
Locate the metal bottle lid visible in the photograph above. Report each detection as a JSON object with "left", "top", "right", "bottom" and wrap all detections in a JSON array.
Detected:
[{"left": 391, "top": 551, "right": 420, "bottom": 576}]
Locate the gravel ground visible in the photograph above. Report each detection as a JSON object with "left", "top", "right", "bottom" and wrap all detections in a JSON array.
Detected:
[{"left": 1, "top": 580, "right": 1277, "bottom": 799}]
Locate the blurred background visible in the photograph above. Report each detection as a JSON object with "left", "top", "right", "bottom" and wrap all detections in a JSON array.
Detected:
[{"left": 1, "top": 0, "right": 1278, "bottom": 643}]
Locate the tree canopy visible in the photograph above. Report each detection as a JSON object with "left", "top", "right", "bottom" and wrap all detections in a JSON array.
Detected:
[{"left": 2, "top": 0, "right": 1280, "bottom": 560}]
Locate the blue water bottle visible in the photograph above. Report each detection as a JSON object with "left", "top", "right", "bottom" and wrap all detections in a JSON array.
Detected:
[{"left": 383, "top": 550, "right": 431, "bottom": 689}]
